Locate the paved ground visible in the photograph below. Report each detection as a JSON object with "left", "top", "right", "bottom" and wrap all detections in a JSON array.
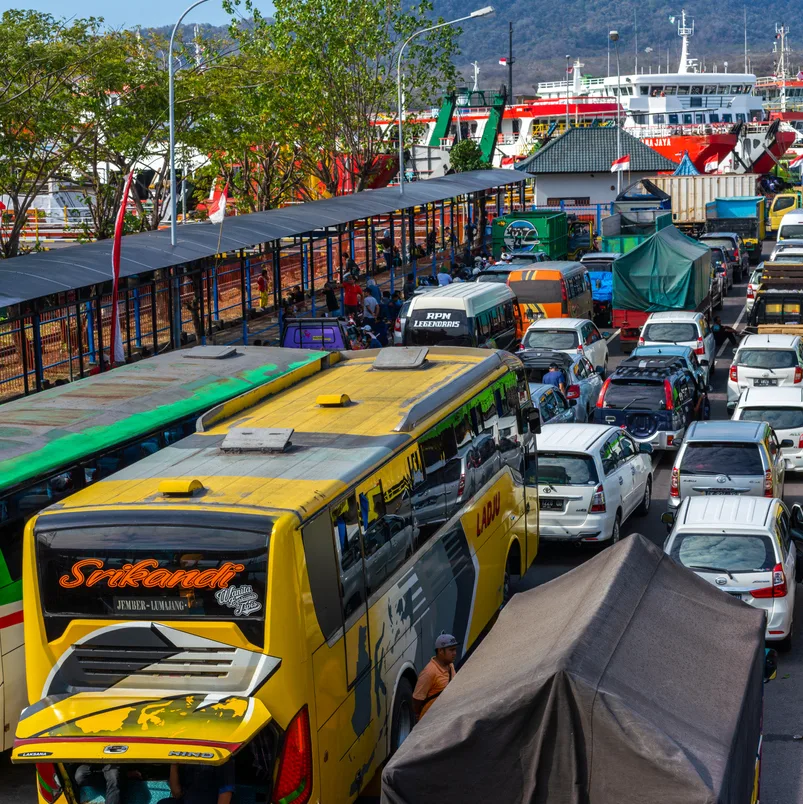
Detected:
[{"left": 5, "top": 252, "right": 803, "bottom": 801}]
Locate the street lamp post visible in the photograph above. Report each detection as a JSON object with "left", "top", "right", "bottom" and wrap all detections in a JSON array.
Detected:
[
  {"left": 169, "top": 0, "right": 209, "bottom": 248},
  {"left": 565, "top": 54, "right": 570, "bottom": 132},
  {"left": 610, "top": 30, "right": 622, "bottom": 193},
  {"left": 396, "top": 5, "right": 494, "bottom": 198}
]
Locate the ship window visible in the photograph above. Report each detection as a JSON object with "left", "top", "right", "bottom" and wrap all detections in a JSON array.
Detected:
[
  {"left": 634, "top": 114, "right": 647, "bottom": 123},
  {"left": 704, "top": 85, "right": 717, "bottom": 95},
  {"left": 691, "top": 85, "right": 703, "bottom": 95},
  {"left": 512, "top": 118, "right": 521, "bottom": 134},
  {"left": 668, "top": 114, "right": 679, "bottom": 124},
  {"left": 718, "top": 85, "right": 730, "bottom": 94},
  {"left": 653, "top": 114, "right": 665, "bottom": 124},
  {"left": 683, "top": 114, "right": 693, "bottom": 124},
  {"left": 731, "top": 85, "right": 743, "bottom": 94},
  {"left": 736, "top": 113, "right": 746, "bottom": 123},
  {"left": 695, "top": 113, "right": 705, "bottom": 124},
  {"left": 677, "top": 85, "right": 690, "bottom": 95},
  {"left": 723, "top": 113, "right": 733, "bottom": 123},
  {"left": 664, "top": 86, "right": 677, "bottom": 95},
  {"left": 690, "top": 96, "right": 702, "bottom": 108},
  {"left": 710, "top": 113, "right": 720, "bottom": 123},
  {"left": 640, "top": 86, "right": 650, "bottom": 95}
]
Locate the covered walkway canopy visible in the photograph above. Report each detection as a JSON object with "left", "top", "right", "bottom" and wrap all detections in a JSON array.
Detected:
[{"left": 0, "top": 169, "right": 522, "bottom": 307}]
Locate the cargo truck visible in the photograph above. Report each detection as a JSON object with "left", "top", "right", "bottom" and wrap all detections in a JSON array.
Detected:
[
  {"left": 491, "top": 210, "right": 568, "bottom": 260},
  {"left": 747, "top": 261, "right": 803, "bottom": 331},
  {"left": 768, "top": 187, "right": 803, "bottom": 234},
  {"left": 704, "top": 196, "right": 766, "bottom": 264},
  {"left": 646, "top": 174, "right": 760, "bottom": 237},
  {"left": 612, "top": 226, "right": 713, "bottom": 352}
]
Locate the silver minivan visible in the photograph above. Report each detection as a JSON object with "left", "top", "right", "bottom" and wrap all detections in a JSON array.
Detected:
[{"left": 668, "top": 420, "right": 786, "bottom": 510}]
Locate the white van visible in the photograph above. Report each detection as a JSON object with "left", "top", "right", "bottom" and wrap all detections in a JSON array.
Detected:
[
  {"left": 777, "top": 210, "right": 803, "bottom": 242},
  {"left": 402, "top": 283, "right": 520, "bottom": 351}
]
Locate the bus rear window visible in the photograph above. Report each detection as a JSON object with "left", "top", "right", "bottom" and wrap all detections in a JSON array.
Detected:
[
  {"left": 36, "top": 517, "right": 270, "bottom": 644},
  {"left": 407, "top": 308, "right": 472, "bottom": 346},
  {"left": 509, "top": 279, "right": 563, "bottom": 304}
]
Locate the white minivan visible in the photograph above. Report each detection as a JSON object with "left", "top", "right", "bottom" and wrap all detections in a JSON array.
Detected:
[
  {"left": 727, "top": 333, "right": 803, "bottom": 411},
  {"left": 639, "top": 311, "right": 716, "bottom": 383},
  {"left": 777, "top": 210, "right": 803, "bottom": 243},
  {"left": 533, "top": 423, "right": 653, "bottom": 544},
  {"left": 663, "top": 496, "right": 803, "bottom": 650}
]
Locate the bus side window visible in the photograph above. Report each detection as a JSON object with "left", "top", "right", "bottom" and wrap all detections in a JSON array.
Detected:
[
  {"left": 411, "top": 430, "right": 446, "bottom": 549},
  {"left": 330, "top": 494, "right": 365, "bottom": 620},
  {"left": 301, "top": 511, "right": 343, "bottom": 641}
]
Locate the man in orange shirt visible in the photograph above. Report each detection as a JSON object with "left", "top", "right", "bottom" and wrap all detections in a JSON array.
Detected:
[{"left": 412, "top": 633, "right": 458, "bottom": 721}]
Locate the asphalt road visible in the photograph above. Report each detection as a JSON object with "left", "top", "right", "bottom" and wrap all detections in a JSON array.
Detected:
[{"left": 4, "top": 257, "right": 803, "bottom": 802}]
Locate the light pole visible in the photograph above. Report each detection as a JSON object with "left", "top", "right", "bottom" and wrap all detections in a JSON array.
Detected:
[
  {"left": 565, "top": 54, "right": 570, "bottom": 132},
  {"left": 610, "top": 30, "right": 622, "bottom": 193},
  {"left": 396, "top": 5, "right": 494, "bottom": 197},
  {"left": 169, "top": 0, "right": 209, "bottom": 247}
]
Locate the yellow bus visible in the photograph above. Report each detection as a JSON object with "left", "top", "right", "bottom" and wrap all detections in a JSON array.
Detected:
[{"left": 13, "top": 346, "right": 539, "bottom": 804}]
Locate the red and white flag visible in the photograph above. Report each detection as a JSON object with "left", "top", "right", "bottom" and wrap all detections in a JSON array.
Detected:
[
  {"left": 790, "top": 154, "right": 803, "bottom": 169},
  {"left": 704, "top": 155, "right": 720, "bottom": 173},
  {"left": 109, "top": 171, "right": 134, "bottom": 369},
  {"left": 498, "top": 57, "right": 508, "bottom": 66},
  {"left": 610, "top": 154, "right": 630, "bottom": 172},
  {"left": 208, "top": 183, "right": 228, "bottom": 224}
]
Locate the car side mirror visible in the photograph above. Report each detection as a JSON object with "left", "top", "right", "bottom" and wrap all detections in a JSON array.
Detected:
[
  {"left": 595, "top": 365, "right": 605, "bottom": 376},
  {"left": 700, "top": 358, "right": 710, "bottom": 366},
  {"left": 568, "top": 398, "right": 577, "bottom": 407},
  {"left": 660, "top": 511, "right": 675, "bottom": 527},
  {"left": 638, "top": 443, "right": 653, "bottom": 454},
  {"left": 602, "top": 332, "right": 611, "bottom": 339},
  {"left": 781, "top": 439, "right": 795, "bottom": 448}
]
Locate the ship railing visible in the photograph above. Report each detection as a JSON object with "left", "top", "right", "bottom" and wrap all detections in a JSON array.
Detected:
[{"left": 627, "top": 122, "right": 735, "bottom": 137}]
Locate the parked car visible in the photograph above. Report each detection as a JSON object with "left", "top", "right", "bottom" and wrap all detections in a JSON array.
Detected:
[
  {"left": 699, "top": 232, "right": 749, "bottom": 282},
  {"left": 663, "top": 496, "right": 803, "bottom": 650},
  {"left": 529, "top": 383, "right": 577, "bottom": 425},
  {"left": 732, "top": 387, "right": 803, "bottom": 472},
  {"left": 727, "top": 333, "right": 803, "bottom": 411},
  {"left": 639, "top": 310, "right": 716, "bottom": 383},
  {"left": 521, "top": 317, "right": 609, "bottom": 373},
  {"left": 630, "top": 344, "right": 708, "bottom": 390},
  {"left": 745, "top": 266, "right": 763, "bottom": 315},
  {"left": 707, "top": 245, "right": 733, "bottom": 293},
  {"left": 769, "top": 238, "right": 803, "bottom": 262},
  {"left": 475, "top": 267, "right": 514, "bottom": 283},
  {"left": 519, "top": 349, "right": 603, "bottom": 422},
  {"left": 532, "top": 423, "right": 652, "bottom": 544},
  {"left": 593, "top": 355, "right": 707, "bottom": 449},
  {"left": 392, "top": 300, "right": 412, "bottom": 345},
  {"left": 667, "top": 420, "right": 786, "bottom": 510}
]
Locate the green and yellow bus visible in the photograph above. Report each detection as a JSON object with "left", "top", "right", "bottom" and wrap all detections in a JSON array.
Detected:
[
  {"left": 13, "top": 346, "right": 538, "bottom": 804},
  {"left": 0, "top": 345, "right": 324, "bottom": 754}
]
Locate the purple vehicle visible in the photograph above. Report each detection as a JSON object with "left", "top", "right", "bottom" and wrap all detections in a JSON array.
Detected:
[{"left": 280, "top": 317, "right": 356, "bottom": 350}]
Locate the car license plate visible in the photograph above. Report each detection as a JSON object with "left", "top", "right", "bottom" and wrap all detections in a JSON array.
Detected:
[
  {"left": 726, "top": 591, "right": 745, "bottom": 601},
  {"left": 754, "top": 378, "right": 778, "bottom": 387},
  {"left": 539, "top": 498, "right": 564, "bottom": 511},
  {"left": 703, "top": 489, "right": 735, "bottom": 496}
]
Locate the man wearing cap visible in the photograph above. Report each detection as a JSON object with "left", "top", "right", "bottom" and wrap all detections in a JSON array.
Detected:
[
  {"left": 542, "top": 362, "right": 567, "bottom": 395},
  {"left": 412, "top": 634, "right": 458, "bottom": 721},
  {"left": 362, "top": 326, "right": 382, "bottom": 349}
]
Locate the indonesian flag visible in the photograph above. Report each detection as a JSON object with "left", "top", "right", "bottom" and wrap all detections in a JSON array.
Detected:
[
  {"left": 790, "top": 154, "right": 803, "bottom": 169},
  {"left": 704, "top": 155, "right": 720, "bottom": 173},
  {"left": 208, "top": 183, "right": 228, "bottom": 224},
  {"left": 499, "top": 57, "right": 508, "bottom": 66},
  {"left": 109, "top": 171, "right": 134, "bottom": 369},
  {"left": 797, "top": 70, "right": 803, "bottom": 81},
  {"left": 610, "top": 154, "right": 630, "bottom": 172}
]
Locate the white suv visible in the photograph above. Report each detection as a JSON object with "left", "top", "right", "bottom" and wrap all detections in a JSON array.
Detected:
[
  {"left": 727, "top": 333, "right": 803, "bottom": 411},
  {"left": 663, "top": 496, "right": 803, "bottom": 650},
  {"left": 532, "top": 423, "right": 652, "bottom": 545},
  {"left": 639, "top": 311, "right": 716, "bottom": 384},
  {"left": 521, "top": 318, "right": 609, "bottom": 373}
]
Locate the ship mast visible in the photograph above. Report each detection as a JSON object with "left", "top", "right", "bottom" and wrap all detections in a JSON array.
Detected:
[
  {"left": 677, "top": 9, "right": 695, "bottom": 74},
  {"left": 773, "top": 24, "right": 790, "bottom": 112}
]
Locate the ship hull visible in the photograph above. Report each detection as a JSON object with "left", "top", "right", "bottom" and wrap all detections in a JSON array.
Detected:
[{"left": 638, "top": 133, "right": 737, "bottom": 171}]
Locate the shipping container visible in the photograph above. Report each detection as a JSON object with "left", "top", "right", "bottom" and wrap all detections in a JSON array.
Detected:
[{"left": 491, "top": 210, "right": 568, "bottom": 260}]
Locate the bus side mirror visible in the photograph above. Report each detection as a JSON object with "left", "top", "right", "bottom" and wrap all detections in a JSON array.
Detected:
[
  {"left": 660, "top": 511, "right": 675, "bottom": 532},
  {"left": 526, "top": 406, "right": 541, "bottom": 435}
]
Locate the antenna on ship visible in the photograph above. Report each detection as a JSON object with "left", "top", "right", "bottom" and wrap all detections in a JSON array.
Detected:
[
  {"left": 676, "top": 9, "right": 695, "bottom": 74},
  {"left": 773, "top": 23, "right": 790, "bottom": 112},
  {"left": 471, "top": 61, "right": 481, "bottom": 92}
]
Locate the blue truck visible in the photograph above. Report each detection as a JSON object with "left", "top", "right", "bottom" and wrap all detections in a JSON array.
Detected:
[{"left": 704, "top": 196, "right": 766, "bottom": 264}]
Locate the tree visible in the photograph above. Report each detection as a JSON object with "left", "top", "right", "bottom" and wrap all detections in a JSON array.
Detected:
[
  {"left": 231, "top": 0, "right": 462, "bottom": 196},
  {"left": 0, "top": 11, "right": 106, "bottom": 258},
  {"left": 448, "top": 139, "right": 489, "bottom": 172}
]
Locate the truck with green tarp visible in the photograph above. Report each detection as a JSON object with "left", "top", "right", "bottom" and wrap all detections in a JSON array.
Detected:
[
  {"left": 601, "top": 210, "right": 673, "bottom": 254},
  {"left": 612, "top": 225, "right": 713, "bottom": 351},
  {"left": 704, "top": 196, "right": 766, "bottom": 264},
  {"left": 491, "top": 210, "right": 568, "bottom": 260}
]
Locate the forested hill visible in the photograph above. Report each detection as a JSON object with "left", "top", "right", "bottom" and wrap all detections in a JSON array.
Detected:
[{"left": 432, "top": 0, "right": 800, "bottom": 92}]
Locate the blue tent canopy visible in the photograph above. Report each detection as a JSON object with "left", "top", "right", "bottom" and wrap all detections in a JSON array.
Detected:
[{"left": 672, "top": 152, "right": 700, "bottom": 176}]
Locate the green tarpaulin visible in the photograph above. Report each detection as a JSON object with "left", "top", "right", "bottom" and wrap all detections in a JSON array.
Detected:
[{"left": 612, "top": 225, "right": 711, "bottom": 312}]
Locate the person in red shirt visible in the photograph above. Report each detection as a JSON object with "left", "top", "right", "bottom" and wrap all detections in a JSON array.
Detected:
[{"left": 343, "top": 275, "right": 363, "bottom": 317}]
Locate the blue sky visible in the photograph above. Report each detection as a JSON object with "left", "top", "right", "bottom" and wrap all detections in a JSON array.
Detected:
[{"left": 0, "top": 0, "right": 273, "bottom": 28}]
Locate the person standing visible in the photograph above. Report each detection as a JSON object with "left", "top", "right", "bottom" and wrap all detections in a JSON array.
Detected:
[
  {"left": 324, "top": 281, "right": 341, "bottom": 317},
  {"left": 363, "top": 290, "right": 379, "bottom": 326},
  {"left": 342, "top": 251, "right": 359, "bottom": 278},
  {"left": 542, "top": 362, "right": 567, "bottom": 395},
  {"left": 436, "top": 266, "right": 452, "bottom": 286},
  {"left": 403, "top": 272, "right": 416, "bottom": 300},
  {"left": 343, "top": 275, "right": 363, "bottom": 318},
  {"left": 158, "top": 761, "right": 235, "bottom": 804},
  {"left": 413, "top": 633, "right": 458, "bottom": 722},
  {"left": 257, "top": 269, "right": 269, "bottom": 310},
  {"left": 366, "top": 277, "right": 382, "bottom": 303},
  {"left": 75, "top": 765, "right": 122, "bottom": 804}
]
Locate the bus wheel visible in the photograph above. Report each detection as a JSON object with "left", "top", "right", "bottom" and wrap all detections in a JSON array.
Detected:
[
  {"left": 503, "top": 544, "right": 521, "bottom": 605},
  {"left": 390, "top": 677, "right": 415, "bottom": 754}
]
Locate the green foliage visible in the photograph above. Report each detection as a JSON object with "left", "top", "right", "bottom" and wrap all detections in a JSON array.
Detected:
[{"left": 449, "top": 139, "right": 490, "bottom": 172}]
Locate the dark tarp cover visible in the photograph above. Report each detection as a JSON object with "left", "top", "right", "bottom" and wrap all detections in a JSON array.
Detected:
[
  {"left": 381, "top": 534, "right": 765, "bottom": 804},
  {"left": 612, "top": 225, "right": 711, "bottom": 313}
]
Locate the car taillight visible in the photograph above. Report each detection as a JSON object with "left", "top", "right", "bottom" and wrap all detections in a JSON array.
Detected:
[
  {"left": 638, "top": 335, "right": 645, "bottom": 346},
  {"left": 664, "top": 379, "right": 674, "bottom": 410},
  {"left": 747, "top": 286, "right": 755, "bottom": 299},
  {"left": 751, "top": 563, "right": 788, "bottom": 598},
  {"left": 795, "top": 366, "right": 802, "bottom": 384},
  {"left": 457, "top": 472, "right": 466, "bottom": 497},
  {"left": 596, "top": 377, "right": 611, "bottom": 407},
  {"left": 589, "top": 484, "right": 606, "bottom": 512},
  {"left": 272, "top": 706, "right": 313, "bottom": 804},
  {"left": 566, "top": 384, "right": 581, "bottom": 399},
  {"left": 734, "top": 248, "right": 740, "bottom": 259},
  {"left": 763, "top": 469, "right": 773, "bottom": 497},
  {"left": 729, "top": 364, "right": 738, "bottom": 382},
  {"left": 36, "top": 765, "right": 62, "bottom": 804},
  {"left": 694, "top": 337, "right": 705, "bottom": 356},
  {"left": 516, "top": 342, "right": 524, "bottom": 351},
  {"left": 798, "top": 434, "right": 803, "bottom": 449},
  {"left": 394, "top": 318, "right": 401, "bottom": 332},
  {"left": 670, "top": 467, "right": 680, "bottom": 498}
]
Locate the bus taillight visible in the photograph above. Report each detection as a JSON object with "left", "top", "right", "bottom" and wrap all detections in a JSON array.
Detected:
[{"left": 272, "top": 706, "right": 313, "bottom": 804}]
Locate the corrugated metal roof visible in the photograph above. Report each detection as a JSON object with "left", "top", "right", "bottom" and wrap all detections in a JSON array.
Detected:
[
  {"left": 515, "top": 127, "right": 678, "bottom": 175},
  {"left": 0, "top": 169, "right": 523, "bottom": 308}
]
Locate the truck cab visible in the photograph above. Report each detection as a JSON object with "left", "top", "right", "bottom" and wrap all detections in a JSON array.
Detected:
[{"left": 769, "top": 189, "right": 803, "bottom": 235}]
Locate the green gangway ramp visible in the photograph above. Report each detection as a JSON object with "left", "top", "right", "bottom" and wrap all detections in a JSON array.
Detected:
[
  {"left": 428, "top": 93, "right": 457, "bottom": 147},
  {"left": 478, "top": 88, "right": 508, "bottom": 163}
]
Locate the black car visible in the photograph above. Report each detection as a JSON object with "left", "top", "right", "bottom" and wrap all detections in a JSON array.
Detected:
[
  {"left": 699, "top": 232, "right": 749, "bottom": 282},
  {"left": 592, "top": 355, "right": 709, "bottom": 450}
]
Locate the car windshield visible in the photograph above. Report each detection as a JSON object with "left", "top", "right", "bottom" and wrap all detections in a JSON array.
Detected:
[
  {"left": 670, "top": 533, "right": 777, "bottom": 572},
  {"left": 735, "top": 349, "right": 798, "bottom": 369},
  {"left": 643, "top": 323, "right": 698, "bottom": 343},
  {"left": 709, "top": 248, "right": 726, "bottom": 267},
  {"left": 533, "top": 452, "right": 599, "bottom": 486},
  {"left": 679, "top": 442, "right": 764, "bottom": 475},
  {"left": 739, "top": 407, "right": 803, "bottom": 430},
  {"left": 581, "top": 260, "right": 614, "bottom": 272},
  {"left": 780, "top": 225, "right": 803, "bottom": 240},
  {"left": 603, "top": 380, "right": 667, "bottom": 410},
  {"left": 522, "top": 329, "right": 579, "bottom": 350},
  {"left": 702, "top": 238, "right": 735, "bottom": 252}
]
